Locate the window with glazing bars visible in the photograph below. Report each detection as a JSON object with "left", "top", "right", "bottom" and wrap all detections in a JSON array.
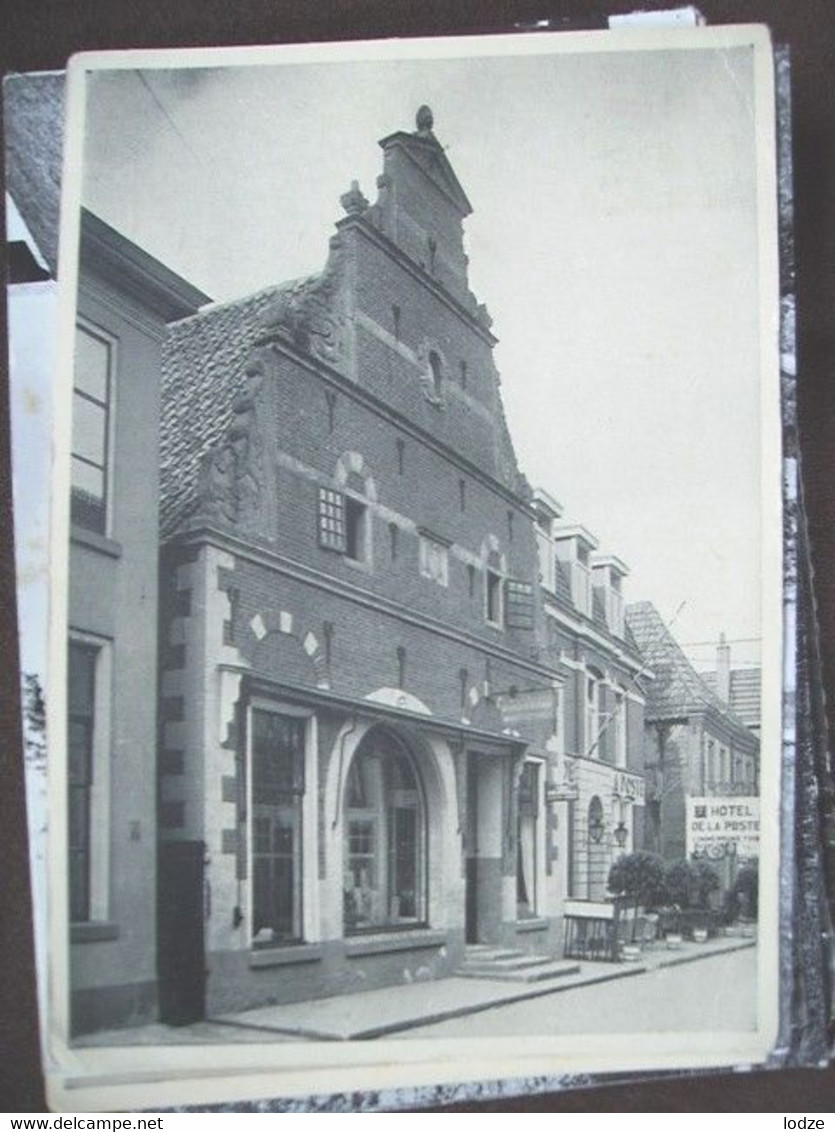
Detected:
[
  {"left": 68, "top": 642, "right": 97, "bottom": 921},
  {"left": 318, "top": 487, "right": 346, "bottom": 552},
  {"left": 71, "top": 325, "right": 112, "bottom": 534}
]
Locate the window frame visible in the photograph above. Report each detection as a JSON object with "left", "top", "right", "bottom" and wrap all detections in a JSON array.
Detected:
[
  {"left": 613, "top": 688, "right": 627, "bottom": 768},
  {"left": 342, "top": 729, "right": 428, "bottom": 936},
  {"left": 485, "top": 567, "right": 504, "bottom": 628},
  {"left": 246, "top": 700, "right": 319, "bottom": 949},
  {"left": 585, "top": 668, "right": 605, "bottom": 759},
  {"left": 67, "top": 631, "right": 113, "bottom": 926},
  {"left": 516, "top": 758, "right": 544, "bottom": 920},
  {"left": 318, "top": 485, "right": 372, "bottom": 568},
  {"left": 72, "top": 318, "right": 117, "bottom": 537}
]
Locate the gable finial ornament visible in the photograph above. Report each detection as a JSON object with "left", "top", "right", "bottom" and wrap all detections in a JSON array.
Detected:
[
  {"left": 415, "top": 105, "right": 434, "bottom": 135},
  {"left": 340, "top": 180, "right": 369, "bottom": 217}
]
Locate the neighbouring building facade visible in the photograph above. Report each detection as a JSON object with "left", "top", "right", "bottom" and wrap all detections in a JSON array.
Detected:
[
  {"left": 67, "top": 211, "right": 208, "bottom": 1033},
  {"left": 701, "top": 635, "right": 762, "bottom": 740},
  {"left": 625, "top": 602, "right": 760, "bottom": 886},
  {"left": 153, "top": 107, "right": 647, "bottom": 1021},
  {"left": 533, "top": 492, "right": 647, "bottom": 903}
]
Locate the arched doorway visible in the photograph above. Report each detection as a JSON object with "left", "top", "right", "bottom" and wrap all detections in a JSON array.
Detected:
[
  {"left": 587, "top": 795, "right": 608, "bottom": 900},
  {"left": 342, "top": 727, "right": 427, "bottom": 933}
]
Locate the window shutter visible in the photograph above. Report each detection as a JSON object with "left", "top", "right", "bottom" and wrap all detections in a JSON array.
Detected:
[
  {"left": 318, "top": 487, "right": 346, "bottom": 551},
  {"left": 505, "top": 579, "right": 534, "bottom": 629}
]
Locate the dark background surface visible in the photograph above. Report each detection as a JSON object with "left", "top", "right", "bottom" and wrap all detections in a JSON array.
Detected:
[{"left": 1, "top": 0, "right": 834, "bottom": 1113}]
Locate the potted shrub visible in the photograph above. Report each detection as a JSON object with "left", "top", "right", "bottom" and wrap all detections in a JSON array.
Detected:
[
  {"left": 607, "top": 850, "right": 666, "bottom": 952},
  {"left": 663, "top": 858, "right": 720, "bottom": 940}
]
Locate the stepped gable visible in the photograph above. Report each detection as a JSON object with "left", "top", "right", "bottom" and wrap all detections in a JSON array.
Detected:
[
  {"left": 626, "top": 601, "right": 755, "bottom": 739},
  {"left": 160, "top": 107, "right": 533, "bottom": 538}
]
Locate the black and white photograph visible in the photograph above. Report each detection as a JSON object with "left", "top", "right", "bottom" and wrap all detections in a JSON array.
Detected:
[{"left": 29, "top": 26, "right": 782, "bottom": 1108}]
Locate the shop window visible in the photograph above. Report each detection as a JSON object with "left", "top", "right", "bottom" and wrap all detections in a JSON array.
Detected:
[
  {"left": 517, "top": 762, "right": 540, "bottom": 919},
  {"left": 72, "top": 323, "right": 113, "bottom": 534},
  {"left": 343, "top": 730, "right": 425, "bottom": 934},
  {"left": 250, "top": 708, "right": 306, "bottom": 947}
]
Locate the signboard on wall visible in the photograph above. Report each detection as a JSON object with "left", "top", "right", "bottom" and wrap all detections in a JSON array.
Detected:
[
  {"left": 612, "top": 770, "right": 645, "bottom": 803},
  {"left": 686, "top": 796, "right": 760, "bottom": 859}
]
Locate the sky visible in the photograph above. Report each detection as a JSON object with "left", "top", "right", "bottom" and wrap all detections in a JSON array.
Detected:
[{"left": 78, "top": 37, "right": 771, "bottom": 666}]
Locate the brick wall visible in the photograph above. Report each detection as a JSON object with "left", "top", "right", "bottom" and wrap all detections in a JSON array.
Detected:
[
  {"left": 238, "top": 339, "right": 544, "bottom": 661},
  {"left": 227, "top": 553, "right": 544, "bottom": 724}
]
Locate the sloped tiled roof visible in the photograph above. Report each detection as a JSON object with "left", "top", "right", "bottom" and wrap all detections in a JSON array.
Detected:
[
  {"left": 4, "top": 71, "right": 65, "bottom": 273},
  {"left": 160, "top": 282, "right": 295, "bottom": 536},
  {"left": 702, "top": 668, "right": 761, "bottom": 730},
  {"left": 626, "top": 601, "right": 756, "bottom": 742}
]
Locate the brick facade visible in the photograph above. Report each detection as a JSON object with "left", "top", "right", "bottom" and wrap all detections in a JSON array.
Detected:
[{"left": 158, "top": 108, "right": 645, "bottom": 1016}]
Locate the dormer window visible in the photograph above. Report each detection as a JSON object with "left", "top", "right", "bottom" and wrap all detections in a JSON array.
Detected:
[
  {"left": 590, "top": 554, "right": 629, "bottom": 638},
  {"left": 573, "top": 554, "right": 592, "bottom": 617},
  {"left": 552, "top": 527, "right": 597, "bottom": 618}
]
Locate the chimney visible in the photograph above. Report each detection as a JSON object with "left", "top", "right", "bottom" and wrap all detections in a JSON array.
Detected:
[{"left": 716, "top": 632, "right": 731, "bottom": 703}]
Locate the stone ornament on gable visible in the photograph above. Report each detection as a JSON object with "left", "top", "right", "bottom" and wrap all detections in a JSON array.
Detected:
[
  {"left": 255, "top": 233, "right": 348, "bottom": 371},
  {"left": 197, "top": 359, "right": 266, "bottom": 531}
]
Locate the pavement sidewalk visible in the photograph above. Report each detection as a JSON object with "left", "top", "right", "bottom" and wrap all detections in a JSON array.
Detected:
[
  {"left": 211, "top": 935, "right": 756, "bottom": 1042},
  {"left": 76, "top": 933, "right": 756, "bottom": 1047}
]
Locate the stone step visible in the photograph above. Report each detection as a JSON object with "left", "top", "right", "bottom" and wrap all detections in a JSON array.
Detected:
[
  {"left": 463, "top": 947, "right": 525, "bottom": 962},
  {"left": 467, "top": 953, "right": 558, "bottom": 972},
  {"left": 457, "top": 958, "right": 581, "bottom": 983}
]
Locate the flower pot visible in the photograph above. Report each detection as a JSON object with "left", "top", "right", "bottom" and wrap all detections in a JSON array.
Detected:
[
  {"left": 665, "top": 932, "right": 683, "bottom": 949},
  {"left": 621, "top": 944, "right": 641, "bottom": 962},
  {"left": 692, "top": 928, "right": 708, "bottom": 944}
]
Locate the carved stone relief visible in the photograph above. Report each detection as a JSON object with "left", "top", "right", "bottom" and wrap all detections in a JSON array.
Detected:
[
  {"left": 255, "top": 235, "right": 348, "bottom": 372},
  {"left": 196, "top": 357, "right": 268, "bottom": 534}
]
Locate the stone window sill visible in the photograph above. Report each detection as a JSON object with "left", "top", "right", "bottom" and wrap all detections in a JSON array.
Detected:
[
  {"left": 71, "top": 525, "right": 123, "bottom": 559},
  {"left": 71, "top": 920, "right": 120, "bottom": 944},
  {"left": 515, "top": 917, "right": 549, "bottom": 934},
  {"left": 249, "top": 943, "right": 324, "bottom": 969},
  {"left": 345, "top": 928, "right": 446, "bottom": 958}
]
